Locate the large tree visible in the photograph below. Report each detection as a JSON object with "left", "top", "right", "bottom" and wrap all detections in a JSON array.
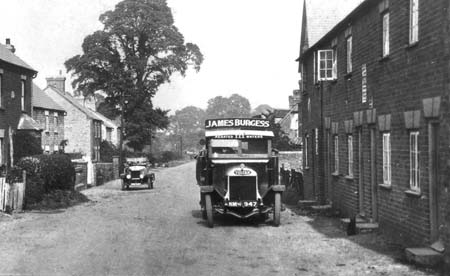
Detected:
[
  {"left": 205, "top": 94, "right": 251, "bottom": 119},
  {"left": 65, "top": 0, "right": 203, "bottom": 151},
  {"left": 170, "top": 106, "right": 206, "bottom": 151}
]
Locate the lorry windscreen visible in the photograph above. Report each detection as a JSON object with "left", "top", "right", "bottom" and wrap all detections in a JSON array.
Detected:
[{"left": 210, "top": 139, "right": 268, "bottom": 155}]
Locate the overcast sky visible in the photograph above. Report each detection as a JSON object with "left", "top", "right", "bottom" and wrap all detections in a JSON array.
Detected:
[{"left": 0, "top": 0, "right": 302, "bottom": 113}]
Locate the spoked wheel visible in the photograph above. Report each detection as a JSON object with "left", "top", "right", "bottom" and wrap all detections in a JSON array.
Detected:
[
  {"left": 148, "top": 179, "right": 154, "bottom": 189},
  {"left": 273, "top": 192, "right": 281, "bottom": 227},
  {"left": 205, "top": 193, "right": 214, "bottom": 228}
]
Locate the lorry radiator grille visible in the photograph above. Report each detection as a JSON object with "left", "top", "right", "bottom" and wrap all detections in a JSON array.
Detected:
[{"left": 229, "top": 176, "right": 257, "bottom": 201}]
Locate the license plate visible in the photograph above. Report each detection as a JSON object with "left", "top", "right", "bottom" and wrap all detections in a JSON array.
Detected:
[{"left": 226, "top": 201, "right": 257, "bottom": 207}]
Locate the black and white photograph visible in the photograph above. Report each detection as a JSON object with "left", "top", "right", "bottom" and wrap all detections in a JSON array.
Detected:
[{"left": 0, "top": 0, "right": 449, "bottom": 275}]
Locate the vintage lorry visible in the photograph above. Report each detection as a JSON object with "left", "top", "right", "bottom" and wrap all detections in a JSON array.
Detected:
[{"left": 196, "top": 118, "right": 285, "bottom": 228}]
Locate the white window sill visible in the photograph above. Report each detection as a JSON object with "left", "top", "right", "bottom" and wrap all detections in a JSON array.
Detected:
[
  {"left": 405, "top": 41, "right": 419, "bottom": 49},
  {"left": 404, "top": 189, "right": 421, "bottom": 197},
  {"left": 378, "top": 183, "right": 392, "bottom": 190},
  {"left": 331, "top": 172, "right": 339, "bottom": 177},
  {"left": 344, "top": 175, "right": 354, "bottom": 180}
]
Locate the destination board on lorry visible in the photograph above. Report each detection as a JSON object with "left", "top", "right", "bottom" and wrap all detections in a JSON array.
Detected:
[{"left": 205, "top": 118, "right": 271, "bottom": 129}]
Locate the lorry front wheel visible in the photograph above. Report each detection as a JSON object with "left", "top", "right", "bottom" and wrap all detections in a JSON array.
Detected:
[
  {"left": 273, "top": 192, "right": 281, "bottom": 227},
  {"left": 205, "top": 194, "right": 214, "bottom": 228}
]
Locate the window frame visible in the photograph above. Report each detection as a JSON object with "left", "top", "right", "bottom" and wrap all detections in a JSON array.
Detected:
[
  {"left": 317, "top": 49, "right": 335, "bottom": 81},
  {"left": 409, "top": 0, "right": 419, "bottom": 44},
  {"left": 0, "top": 138, "right": 3, "bottom": 165},
  {"left": 346, "top": 36, "right": 353, "bottom": 74},
  {"left": 382, "top": 132, "right": 391, "bottom": 186},
  {"left": 409, "top": 131, "right": 420, "bottom": 191},
  {"left": 53, "top": 112, "right": 58, "bottom": 133},
  {"left": 0, "top": 72, "right": 2, "bottom": 108},
  {"left": 382, "top": 12, "right": 390, "bottom": 57},
  {"left": 334, "top": 135, "right": 339, "bottom": 174},
  {"left": 304, "top": 134, "right": 309, "bottom": 168},
  {"left": 21, "top": 80, "right": 25, "bottom": 111},
  {"left": 347, "top": 135, "right": 353, "bottom": 177},
  {"left": 44, "top": 110, "right": 49, "bottom": 132}
]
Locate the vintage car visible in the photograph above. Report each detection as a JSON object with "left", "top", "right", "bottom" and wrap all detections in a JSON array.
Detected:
[
  {"left": 196, "top": 118, "right": 285, "bottom": 228},
  {"left": 121, "top": 157, "right": 155, "bottom": 190}
]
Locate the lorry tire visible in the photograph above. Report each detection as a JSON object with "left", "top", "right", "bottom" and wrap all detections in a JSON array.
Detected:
[
  {"left": 273, "top": 192, "right": 281, "bottom": 227},
  {"left": 205, "top": 194, "right": 214, "bottom": 228}
]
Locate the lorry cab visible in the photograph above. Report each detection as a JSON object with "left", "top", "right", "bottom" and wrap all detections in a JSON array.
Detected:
[{"left": 196, "top": 118, "right": 285, "bottom": 228}]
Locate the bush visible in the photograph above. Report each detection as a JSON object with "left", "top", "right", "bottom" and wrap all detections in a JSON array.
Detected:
[
  {"left": 17, "top": 154, "right": 75, "bottom": 194},
  {"left": 16, "top": 157, "right": 45, "bottom": 205},
  {"left": 13, "top": 131, "right": 42, "bottom": 163},
  {"left": 100, "top": 140, "right": 119, "bottom": 162},
  {"left": 160, "top": 151, "right": 177, "bottom": 163},
  {"left": 66, "top": 152, "right": 83, "bottom": 160},
  {"left": 39, "top": 154, "right": 75, "bottom": 191}
]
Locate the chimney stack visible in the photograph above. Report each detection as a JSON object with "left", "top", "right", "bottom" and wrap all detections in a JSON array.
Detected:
[
  {"left": 5, "top": 38, "right": 16, "bottom": 53},
  {"left": 46, "top": 71, "right": 66, "bottom": 93}
]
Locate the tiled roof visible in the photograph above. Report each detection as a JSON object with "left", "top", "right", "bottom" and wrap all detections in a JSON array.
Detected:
[
  {"left": 46, "top": 85, "right": 109, "bottom": 122},
  {"left": 32, "top": 83, "right": 65, "bottom": 112},
  {"left": 0, "top": 43, "right": 36, "bottom": 72},
  {"left": 300, "top": 0, "right": 365, "bottom": 57},
  {"left": 273, "top": 109, "right": 290, "bottom": 118},
  {"left": 94, "top": 110, "right": 119, "bottom": 128}
]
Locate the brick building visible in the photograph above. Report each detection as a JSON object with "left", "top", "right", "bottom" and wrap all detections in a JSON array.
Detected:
[
  {"left": 0, "top": 39, "right": 41, "bottom": 168},
  {"left": 297, "top": 0, "right": 450, "bottom": 255},
  {"left": 32, "top": 83, "right": 65, "bottom": 153}
]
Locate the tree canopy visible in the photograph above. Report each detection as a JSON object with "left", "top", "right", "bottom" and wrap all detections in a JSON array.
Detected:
[
  {"left": 170, "top": 106, "right": 206, "bottom": 151},
  {"left": 205, "top": 94, "right": 251, "bottom": 119},
  {"left": 65, "top": 0, "right": 203, "bottom": 151}
]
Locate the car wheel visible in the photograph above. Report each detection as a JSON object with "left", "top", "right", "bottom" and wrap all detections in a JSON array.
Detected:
[
  {"left": 205, "top": 194, "right": 214, "bottom": 228},
  {"left": 121, "top": 180, "right": 126, "bottom": 191},
  {"left": 273, "top": 192, "right": 281, "bottom": 227},
  {"left": 148, "top": 179, "right": 154, "bottom": 189}
]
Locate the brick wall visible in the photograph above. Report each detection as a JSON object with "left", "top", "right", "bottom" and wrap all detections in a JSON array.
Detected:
[
  {"left": 33, "top": 108, "right": 65, "bottom": 153},
  {"left": 0, "top": 60, "right": 34, "bottom": 166},
  {"left": 299, "top": 0, "right": 450, "bottom": 248}
]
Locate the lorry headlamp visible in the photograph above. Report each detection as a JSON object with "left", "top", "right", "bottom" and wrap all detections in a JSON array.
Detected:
[{"left": 126, "top": 175, "right": 131, "bottom": 179}]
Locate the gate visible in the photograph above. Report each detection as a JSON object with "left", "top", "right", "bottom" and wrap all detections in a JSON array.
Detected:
[{"left": 0, "top": 174, "right": 26, "bottom": 212}]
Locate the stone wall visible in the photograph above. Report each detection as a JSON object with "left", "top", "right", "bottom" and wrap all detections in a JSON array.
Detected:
[{"left": 94, "top": 162, "right": 116, "bottom": 185}]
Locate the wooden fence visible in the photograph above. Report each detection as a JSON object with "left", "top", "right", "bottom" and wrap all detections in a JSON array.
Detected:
[{"left": 0, "top": 172, "right": 26, "bottom": 213}]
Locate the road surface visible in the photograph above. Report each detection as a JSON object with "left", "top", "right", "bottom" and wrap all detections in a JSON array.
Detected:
[{"left": 0, "top": 162, "right": 439, "bottom": 276}]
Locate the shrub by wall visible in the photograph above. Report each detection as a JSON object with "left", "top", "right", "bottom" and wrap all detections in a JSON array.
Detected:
[
  {"left": 13, "top": 131, "right": 42, "bottom": 163},
  {"left": 39, "top": 154, "right": 75, "bottom": 191},
  {"left": 16, "top": 156, "right": 45, "bottom": 205},
  {"left": 17, "top": 154, "right": 76, "bottom": 197},
  {"left": 100, "top": 140, "right": 119, "bottom": 162}
]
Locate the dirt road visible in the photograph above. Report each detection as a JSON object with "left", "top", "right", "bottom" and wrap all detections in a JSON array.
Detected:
[{"left": 0, "top": 162, "right": 440, "bottom": 276}]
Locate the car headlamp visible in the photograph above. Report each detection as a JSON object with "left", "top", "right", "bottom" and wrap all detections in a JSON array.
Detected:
[{"left": 126, "top": 175, "right": 131, "bottom": 179}]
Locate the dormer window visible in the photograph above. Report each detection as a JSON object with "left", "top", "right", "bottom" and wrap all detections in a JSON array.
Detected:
[{"left": 317, "top": 50, "right": 335, "bottom": 81}]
